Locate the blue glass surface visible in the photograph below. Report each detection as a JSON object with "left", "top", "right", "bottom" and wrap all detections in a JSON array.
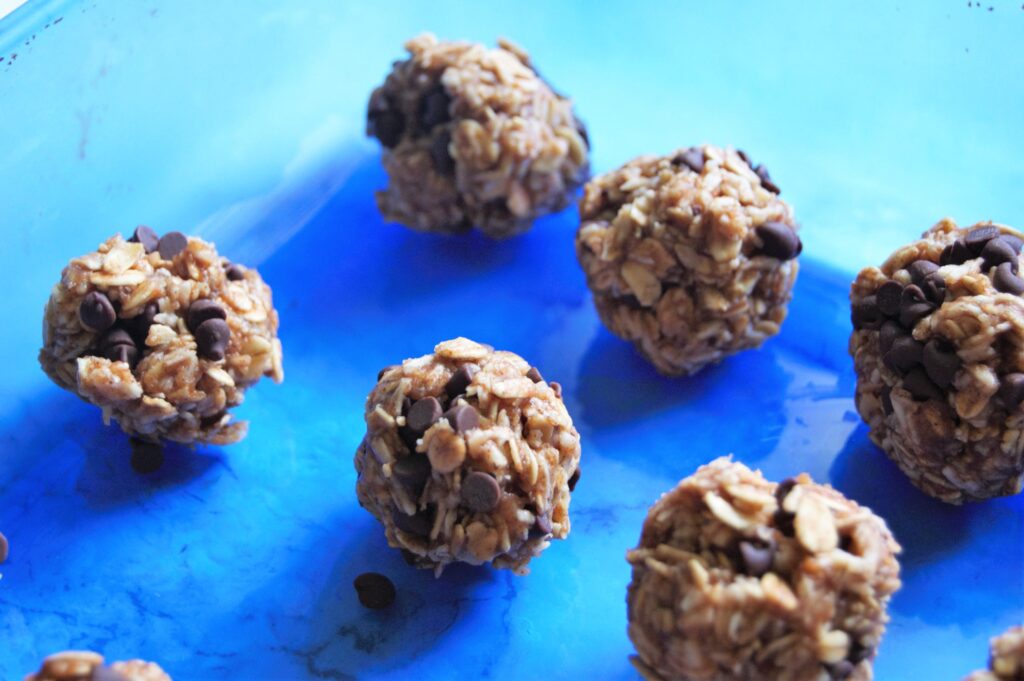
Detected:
[{"left": 1, "top": 1, "right": 1023, "bottom": 679}]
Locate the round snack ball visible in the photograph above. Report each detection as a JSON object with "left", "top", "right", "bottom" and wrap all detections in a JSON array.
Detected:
[
  {"left": 850, "top": 219, "right": 1024, "bottom": 503},
  {"left": 963, "top": 626, "right": 1024, "bottom": 681},
  {"left": 24, "top": 650, "right": 172, "bottom": 681},
  {"left": 626, "top": 458, "right": 901, "bottom": 681},
  {"left": 354, "top": 337, "right": 581, "bottom": 575},
  {"left": 575, "top": 145, "right": 801, "bottom": 376},
  {"left": 367, "top": 33, "right": 590, "bottom": 238},
  {"left": 39, "top": 228, "right": 284, "bottom": 446}
]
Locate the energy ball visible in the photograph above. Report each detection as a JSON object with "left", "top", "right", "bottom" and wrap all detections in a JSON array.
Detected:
[
  {"left": 627, "top": 458, "right": 901, "bottom": 681},
  {"left": 964, "top": 626, "right": 1024, "bottom": 681},
  {"left": 355, "top": 337, "right": 581, "bottom": 575},
  {"left": 39, "top": 227, "right": 284, "bottom": 446},
  {"left": 850, "top": 219, "right": 1024, "bottom": 503},
  {"left": 24, "top": 650, "right": 171, "bottom": 681},
  {"left": 367, "top": 33, "right": 590, "bottom": 238},
  {"left": 576, "top": 145, "right": 800, "bottom": 376}
]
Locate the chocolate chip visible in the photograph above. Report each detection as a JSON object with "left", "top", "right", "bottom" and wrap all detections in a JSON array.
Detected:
[
  {"left": 91, "top": 666, "right": 131, "bottom": 681},
  {"left": 773, "top": 478, "right": 797, "bottom": 535},
  {"left": 673, "top": 147, "right": 705, "bottom": 173},
  {"left": 186, "top": 298, "right": 227, "bottom": 333},
  {"left": 526, "top": 367, "right": 544, "bottom": 383},
  {"left": 878, "top": 320, "right": 905, "bottom": 355},
  {"left": 922, "top": 338, "right": 960, "bottom": 388},
  {"left": 130, "top": 438, "right": 164, "bottom": 474},
  {"left": 445, "top": 365, "right": 477, "bottom": 399},
  {"left": 199, "top": 411, "right": 226, "bottom": 428},
  {"left": 225, "top": 263, "right": 245, "bottom": 281},
  {"left": 407, "top": 397, "right": 443, "bottom": 433},
  {"left": 999, "top": 373, "right": 1024, "bottom": 409},
  {"left": 529, "top": 513, "right": 553, "bottom": 538},
  {"left": 755, "top": 221, "right": 801, "bottom": 261},
  {"left": 736, "top": 149, "right": 752, "bottom": 165},
  {"left": 195, "top": 318, "right": 230, "bottom": 361},
  {"left": 392, "top": 506, "right": 433, "bottom": 537},
  {"left": 898, "top": 285, "right": 934, "bottom": 327},
  {"left": 0, "top": 531, "right": 8, "bottom": 564},
  {"left": 1002, "top": 235, "right": 1024, "bottom": 253},
  {"left": 123, "top": 302, "right": 158, "bottom": 346},
  {"left": 550, "top": 381, "right": 563, "bottom": 399},
  {"left": 104, "top": 343, "right": 138, "bottom": 366},
  {"left": 753, "top": 164, "right": 780, "bottom": 194},
  {"left": 156, "top": 231, "right": 188, "bottom": 259},
  {"left": 568, "top": 467, "right": 580, "bottom": 492},
  {"left": 848, "top": 641, "right": 873, "bottom": 664},
  {"left": 920, "top": 272, "right": 947, "bottom": 305},
  {"left": 906, "top": 259, "right": 939, "bottom": 283},
  {"left": 965, "top": 225, "right": 1000, "bottom": 254},
  {"left": 377, "top": 365, "right": 398, "bottom": 381},
  {"left": 574, "top": 116, "right": 590, "bottom": 149},
  {"left": 881, "top": 385, "right": 894, "bottom": 415},
  {"left": 739, "top": 540, "right": 775, "bottom": 577},
  {"left": 982, "top": 237, "right": 1018, "bottom": 270},
  {"left": 445, "top": 403, "right": 480, "bottom": 433},
  {"left": 430, "top": 130, "right": 455, "bottom": 176},
  {"left": 994, "top": 262, "right": 1024, "bottom": 294},
  {"left": 851, "top": 295, "right": 882, "bottom": 330},
  {"left": 903, "top": 367, "right": 943, "bottom": 401},
  {"left": 79, "top": 291, "right": 117, "bottom": 332},
  {"left": 939, "top": 240, "right": 972, "bottom": 266},
  {"left": 393, "top": 455, "right": 431, "bottom": 497},
  {"left": 826, "top": 660, "right": 855, "bottom": 680},
  {"left": 128, "top": 225, "right": 159, "bottom": 253},
  {"left": 353, "top": 572, "right": 396, "bottom": 610},
  {"left": 876, "top": 281, "right": 903, "bottom": 317},
  {"left": 418, "top": 85, "right": 452, "bottom": 130},
  {"left": 99, "top": 327, "right": 135, "bottom": 350},
  {"left": 461, "top": 471, "right": 500, "bottom": 512},
  {"left": 885, "top": 336, "right": 924, "bottom": 373}
]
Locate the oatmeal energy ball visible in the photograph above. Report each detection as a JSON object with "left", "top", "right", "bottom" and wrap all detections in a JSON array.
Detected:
[
  {"left": 627, "top": 458, "right": 901, "bottom": 681},
  {"left": 355, "top": 338, "right": 581, "bottom": 575},
  {"left": 39, "top": 227, "right": 284, "bottom": 445},
  {"left": 964, "top": 626, "right": 1024, "bottom": 681},
  {"left": 24, "top": 650, "right": 171, "bottom": 681},
  {"left": 576, "top": 145, "right": 800, "bottom": 376},
  {"left": 367, "top": 33, "right": 590, "bottom": 238},
  {"left": 850, "top": 219, "right": 1024, "bottom": 503}
]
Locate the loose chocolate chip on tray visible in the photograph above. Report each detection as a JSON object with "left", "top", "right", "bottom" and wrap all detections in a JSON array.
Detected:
[
  {"left": 526, "top": 366, "right": 544, "bottom": 383},
  {"left": 876, "top": 281, "right": 903, "bottom": 317},
  {"left": 461, "top": 471, "right": 501, "bottom": 512},
  {"left": 755, "top": 221, "right": 801, "bottom": 261},
  {"left": 353, "top": 572, "right": 396, "bottom": 610},
  {"left": 982, "top": 237, "right": 1018, "bottom": 270},
  {"left": 922, "top": 338, "right": 960, "bottom": 388},
  {"left": 186, "top": 299, "right": 227, "bottom": 333},
  {"left": 886, "top": 336, "right": 923, "bottom": 373},
  {"left": 130, "top": 438, "right": 164, "bottom": 474},
  {"left": 906, "top": 259, "right": 939, "bottom": 283},
  {"left": 965, "top": 225, "right": 1000, "bottom": 254},
  {"left": 903, "top": 367, "right": 944, "bottom": 401},
  {"left": 0, "top": 531, "right": 8, "bottom": 564},
  {"left": 392, "top": 506, "right": 434, "bottom": 537},
  {"left": 392, "top": 455, "right": 432, "bottom": 497},
  {"left": 225, "top": 263, "right": 246, "bottom": 281},
  {"left": 939, "top": 239, "right": 972, "bottom": 266},
  {"left": 851, "top": 296, "right": 882, "bottom": 330},
  {"left": 430, "top": 130, "right": 456, "bottom": 176},
  {"left": 753, "top": 164, "right": 780, "bottom": 194},
  {"left": 157, "top": 231, "right": 188, "bottom": 260},
  {"left": 993, "top": 262, "right": 1024, "bottom": 294},
  {"left": 79, "top": 291, "right": 117, "bottom": 332},
  {"left": 407, "top": 397, "right": 443, "bottom": 433},
  {"left": 738, "top": 540, "right": 775, "bottom": 577},
  {"left": 878, "top": 320, "right": 905, "bottom": 355},
  {"left": 445, "top": 365, "right": 477, "bottom": 398},
  {"left": 195, "top": 318, "right": 230, "bottom": 361},
  {"left": 672, "top": 147, "right": 705, "bottom": 173},
  {"left": 419, "top": 85, "right": 452, "bottom": 130},
  {"left": 998, "top": 373, "right": 1024, "bottom": 409},
  {"left": 129, "top": 225, "right": 159, "bottom": 253},
  {"left": 445, "top": 403, "right": 480, "bottom": 433}
]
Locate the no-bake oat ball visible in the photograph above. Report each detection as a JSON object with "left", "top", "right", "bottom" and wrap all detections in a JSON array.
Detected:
[
  {"left": 39, "top": 227, "right": 283, "bottom": 446},
  {"left": 355, "top": 338, "right": 581, "bottom": 575},
  {"left": 850, "top": 219, "right": 1024, "bottom": 503},
  {"left": 576, "top": 145, "right": 800, "bottom": 376},
  {"left": 964, "top": 626, "right": 1024, "bottom": 681},
  {"left": 367, "top": 33, "right": 590, "bottom": 238},
  {"left": 627, "top": 458, "right": 901, "bottom": 681},
  {"left": 24, "top": 650, "right": 171, "bottom": 681}
]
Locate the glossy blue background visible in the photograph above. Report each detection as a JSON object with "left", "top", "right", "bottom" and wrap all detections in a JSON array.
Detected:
[{"left": 1, "top": 1, "right": 1022, "bottom": 679}]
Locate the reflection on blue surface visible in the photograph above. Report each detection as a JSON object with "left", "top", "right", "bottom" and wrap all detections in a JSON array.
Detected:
[{"left": 1, "top": 1, "right": 1022, "bottom": 679}]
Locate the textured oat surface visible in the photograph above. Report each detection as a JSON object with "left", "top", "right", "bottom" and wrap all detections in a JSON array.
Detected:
[
  {"left": 354, "top": 337, "right": 581, "bottom": 575},
  {"left": 39, "top": 231, "right": 283, "bottom": 445},
  {"left": 24, "top": 650, "right": 172, "bottom": 681},
  {"left": 963, "top": 626, "right": 1024, "bottom": 681},
  {"left": 575, "top": 145, "right": 800, "bottom": 376},
  {"left": 850, "top": 219, "right": 1024, "bottom": 503},
  {"left": 367, "top": 33, "right": 590, "bottom": 238},
  {"left": 626, "top": 458, "right": 901, "bottom": 681}
]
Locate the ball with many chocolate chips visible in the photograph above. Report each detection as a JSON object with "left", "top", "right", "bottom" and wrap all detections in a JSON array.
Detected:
[
  {"left": 366, "top": 33, "right": 590, "bottom": 238},
  {"left": 850, "top": 219, "right": 1024, "bottom": 503},
  {"left": 23, "top": 650, "right": 172, "bottom": 681},
  {"left": 963, "top": 625, "right": 1024, "bottom": 681},
  {"left": 39, "top": 228, "right": 284, "bottom": 446},
  {"left": 626, "top": 458, "right": 901, "bottom": 681},
  {"left": 575, "top": 145, "right": 801, "bottom": 376},
  {"left": 354, "top": 338, "right": 581, "bottom": 575}
]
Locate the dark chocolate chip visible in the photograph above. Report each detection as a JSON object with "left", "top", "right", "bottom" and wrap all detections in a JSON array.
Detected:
[
  {"left": 129, "top": 225, "right": 159, "bottom": 253},
  {"left": 900, "top": 302, "right": 934, "bottom": 328},
  {"left": 903, "top": 367, "right": 944, "bottom": 401},
  {"left": 773, "top": 478, "right": 797, "bottom": 535},
  {"left": 738, "top": 540, "right": 775, "bottom": 577},
  {"left": 982, "top": 237, "right": 1017, "bottom": 271},
  {"left": 878, "top": 320, "right": 905, "bottom": 355},
  {"left": 673, "top": 147, "right": 705, "bottom": 173},
  {"left": 91, "top": 665, "right": 131, "bottom": 681},
  {"left": 430, "top": 130, "right": 455, "bottom": 176},
  {"left": 574, "top": 116, "right": 590, "bottom": 149},
  {"left": 0, "top": 531, "right": 8, "bottom": 564},
  {"left": 965, "top": 225, "right": 1000, "bottom": 254},
  {"left": 392, "top": 506, "right": 433, "bottom": 537},
  {"left": 225, "top": 263, "right": 245, "bottom": 281},
  {"left": 461, "top": 471, "right": 501, "bottom": 512},
  {"left": 880, "top": 385, "right": 894, "bottom": 415},
  {"left": 526, "top": 367, "right": 544, "bottom": 383},
  {"left": 130, "top": 438, "right": 164, "bottom": 474},
  {"left": 79, "top": 291, "right": 116, "bottom": 332},
  {"left": 886, "top": 336, "right": 924, "bottom": 373},
  {"left": 186, "top": 298, "right": 227, "bottom": 333},
  {"left": 550, "top": 381, "right": 563, "bottom": 399},
  {"left": 876, "top": 281, "right": 903, "bottom": 317},
  {"left": 848, "top": 640, "right": 873, "bottom": 664},
  {"left": 445, "top": 365, "right": 477, "bottom": 399},
  {"left": 907, "top": 259, "right": 939, "bottom": 283},
  {"left": 393, "top": 455, "right": 431, "bottom": 497},
  {"left": 568, "top": 467, "right": 580, "bottom": 492},
  {"left": 753, "top": 164, "right": 780, "bottom": 194},
  {"left": 199, "top": 411, "right": 226, "bottom": 428},
  {"left": 999, "top": 373, "right": 1024, "bottom": 409},
  {"left": 407, "top": 397, "right": 443, "bottom": 433},
  {"left": 736, "top": 149, "right": 752, "bottom": 165},
  {"left": 922, "top": 338, "right": 960, "bottom": 388},
  {"left": 418, "top": 85, "right": 452, "bottom": 131},
  {"left": 157, "top": 231, "right": 188, "bottom": 259},
  {"left": 99, "top": 327, "right": 135, "bottom": 350},
  {"left": 445, "top": 403, "right": 480, "bottom": 433},
  {"left": 370, "top": 109, "right": 404, "bottom": 148},
  {"left": 1001, "top": 234, "right": 1024, "bottom": 253},
  {"left": 939, "top": 239, "right": 972, "bottom": 266},
  {"left": 920, "top": 272, "right": 947, "bottom": 305},
  {"left": 353, "top": 572, "right": 396, "bottom": 610},
  {"left": 195, "top": 318, "right": 230, "bottom": 361},
  {"left": 851, "top": 295, "right": 882, "bottom": 330},
  {"left": 755, "top": 221, "right": 801, "bottom": 261},
  {"left": 826, "top": 660, "right": 855, "bottom": 680},
  {"left": 993, "top": 262, "right": 1024, "bottom": 294},
  {"left": 124, "top": 302, "right": 158, "bottom": 346},
  {"left": 529, "top": 513, "right": 553, "bottom": 538},
  {"left": 103, "top": 343, "right": 138, "bottom": 366},
  {"left": 377, "top": 365, "right": 398, "bottom": 381}
]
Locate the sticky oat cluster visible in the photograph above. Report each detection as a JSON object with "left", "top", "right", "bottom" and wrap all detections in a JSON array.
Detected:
[{"left": 23, "top": 650, "right": 171, "bottom": 681}]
